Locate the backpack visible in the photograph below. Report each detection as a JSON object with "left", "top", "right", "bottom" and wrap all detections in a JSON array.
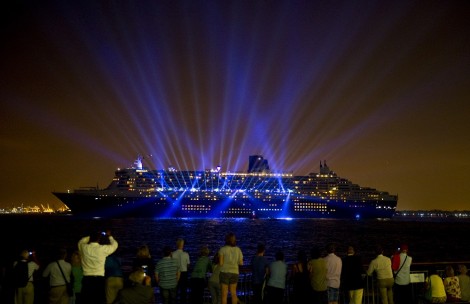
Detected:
[{"left": 13, "top": 260, "right": 30, "bottom": 288}]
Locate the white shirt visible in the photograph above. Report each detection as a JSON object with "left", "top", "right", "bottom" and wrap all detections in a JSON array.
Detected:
[
  {"left": 42, "top": 259, "right": 72, "bottom": 287},
  {"left": 367, "top": 254, "right": 393, "bottom": 280},
  {"left": 324, "top": 253, "right": 342, "bottom": 288},
  {"left": 78, "top": 236, "right": 118, "bottom": 276},
  {"left": 172, "top": 249, "right": 190, "bottom": 272},
  {"left": 394, "top": 253, "right": 412, "bottom": 285}
]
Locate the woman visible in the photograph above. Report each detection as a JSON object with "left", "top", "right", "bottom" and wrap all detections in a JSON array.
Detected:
[
  {"left": 425, "top": 266, "right": 446, "bottom": 303},
  {"left": 265, "top": 250, "right": 288, "bottom": 304},
  {"left": 208, "top": 253, "right": 222, "bottom": 304},
  {"left": 219, "top": 232, "right": 243, "bottom": 304},
  {"left": 443, "top": 265, "right": 461, "bottom": 302}
]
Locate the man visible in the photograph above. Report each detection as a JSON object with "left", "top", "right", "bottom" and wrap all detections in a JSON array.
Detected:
[
  {"left": 341, "top": 245, "right": 364, "bottom": 304},
  {"left": 13, "top": 250, "right": 40, "bottom": 304},
  {"left": 42, "top": 248, "right": 72, "bottom": 304},
  {"left": 324, "top": 243, "right": 342, "bottom": 304},
  {"left": 367, "top": 246, "right": 394, "bottom": 304},
  {"left": 155, "top": 246, "right": 180, "bottom": 304},
  {"left": 78, "top": 230, "right": 118, "bottom": 304},
  {"left": 393, "top": 244, "right": 412, "bottom": 304},
  {"left": 308, "top": 246, "right": 328, "bottom": 304},
  {"left": 172, "top": 238, "right": 189, "bottom": 304}
]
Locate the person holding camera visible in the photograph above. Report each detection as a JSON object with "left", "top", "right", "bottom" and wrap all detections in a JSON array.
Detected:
[
  {"left": 78, "top": 230, "right": 118, "bottom": 304},
  {"left": 115, "top": 268, "right": 154, "bottom": 304}
]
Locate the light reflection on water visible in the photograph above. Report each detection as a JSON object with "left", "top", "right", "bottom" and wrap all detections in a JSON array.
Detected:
[{"left": 1, "top": 216, "right": 470, "bottom": 269}]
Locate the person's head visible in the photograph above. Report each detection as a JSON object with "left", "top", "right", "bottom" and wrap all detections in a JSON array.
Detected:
[
  {"left": 445, "top": 265, "right": 455, "bottom": 277},
  {"left": 19, "top": 250, "right": 30, "bottom": 260},
  {"left": 256, "top": 243, "right": 266, "bottom": 255},
  {"left": 199, "top": 245, "right": 210, "bottom": 257},
  {"left": 212, "top": 252, "right": 220, "bottom": 265},
  {"left": 89, "top": 231, "right": 104, "bottom": 243},
  {"left": 297, "top": 250, "right": 307, "bottom": 263},
  {"left": 137, "top": 245, "right": 151, "bottom": 259},
  {"left": 55, "top": 247, "right": 67, "bottom": 260},
  {"left": 275, "top": 250, "right": 284, "bottom": 261},
  {"left": 458, "top": 264, "right": 468, "bottom": 275},
  {"left": 176, "top": 238, "right": 185, "bottom": 249},
  {"left": 225, "top": 232, "right": 237, "bottom": 247},
  {"left": 428, "top": 265, "right": 439, "bottom": 276},
  {"left": 347, "top": 245, "right": 355, "bottom": 256},
  {"left": 310, "top": 246, "right": 321, "bottom": 259},
  {"left": 326, "top": 243, "right": 336, "bottom": 254},
  {"left": 71, "top": 251, "right": 81, "bottom": 266},
  {"left": 375, "top": 245, "right": 384, "bottom": 256},
  {"left": 162, "top": 246, "right": 172, "bottom": 257},
  {"left": 129, "top": 268, "right": 145, "bottom": 285},
  {"left": 400, "top": 244, "right": 409, "bottom": 253}
]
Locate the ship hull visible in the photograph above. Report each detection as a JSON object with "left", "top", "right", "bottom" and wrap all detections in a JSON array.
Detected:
[{"left": 53, "top": 192, "right": 396, "bottom": 219}]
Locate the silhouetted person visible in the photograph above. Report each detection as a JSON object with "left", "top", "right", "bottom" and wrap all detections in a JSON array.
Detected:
[{"left": 78, "top": 230, "right": 118, "bottom": 304}]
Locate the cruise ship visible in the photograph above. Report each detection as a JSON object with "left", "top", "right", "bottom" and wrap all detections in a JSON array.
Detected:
[{"left": 52, "top": 155, "right": 397, "bottom": 218}]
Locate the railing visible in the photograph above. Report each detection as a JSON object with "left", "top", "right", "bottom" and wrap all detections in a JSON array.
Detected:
[{"left": 153, "top": 261, "right": 470, "bottom": 304}]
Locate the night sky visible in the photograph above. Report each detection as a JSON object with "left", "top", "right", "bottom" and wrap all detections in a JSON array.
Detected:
[{"left": 1, "top": 1, "right": 469, "bottom": 211}]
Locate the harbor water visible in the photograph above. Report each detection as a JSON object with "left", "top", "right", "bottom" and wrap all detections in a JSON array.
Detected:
[{"left": 1, "top": 215, "right": 469, "bottom": 268}]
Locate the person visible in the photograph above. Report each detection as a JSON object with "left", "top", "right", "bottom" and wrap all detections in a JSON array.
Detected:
[
  {"left": 70, "top": 251, "right": 83, "bottom": 304},
  {"left": 251, "top": 243, "right": 269, "bottom": 304},
  {"left": 172, "top": 238, "right": 190, "bottom": 304},
  {"left": 218, "top": 232, "right": 243, "bottom": 304},
  {"left": 133, "top": 245, "right": 156, "bottom": 287},
  {"left": 366, "top": 246, "right": 394, "bottom": 304},
  {"left": 307, "top": 246, "right": 327, "bottom": 304},
  {"left": 443, "top": 265, "right": 461, "bottom": 302},
  {"left": 324, "top": 243, "right": 341, "bottom": 304},
  {"left": 425, "top": 266, "right": 446, "bottom": 303},
  {"left": 341, "top": 245, "right": 364, "bottom": 304},
  {"left": 13, "top": 249, "right": 40, "bottom": 304},
  {"left": 78, "top": 230, "right": 118, "bottom": 304},
  {"left": 155, "top": 246, "right": 180, "bottom": 304},
  {"left": 190, "top": 245, "right": 212, "bottom": 304},
  {"left": 115, "top": 268, "right": 155, "bottom": 304},
  {"left": 105, "top": 252, "right": 124, "bottom": 304},
  {"left": 457, "top": 264, "right": 470, "bottom": 302},
  {"left": 42, "top": 247, "right": 72, "bottom": 304},
  {"left": 265, "top": 250, "right": 288, "bottom": 304},
  {"left": 291, "top": 249, "right": 310, "bottom": 304},
  {"left": 392, "top": 244, "right": 412, "bottom": 304},
  {"left": 208, "top": 253, "right": 221, "bottom": 304}
]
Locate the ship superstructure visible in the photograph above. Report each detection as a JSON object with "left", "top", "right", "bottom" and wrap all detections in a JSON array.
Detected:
[{"left": 53, "top": 155, "right": 397, "bottom": 218}]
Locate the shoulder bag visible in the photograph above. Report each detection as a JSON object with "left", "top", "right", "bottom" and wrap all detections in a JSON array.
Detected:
[{"left": 56, "top": 261, "right": 73, "bottom": 297}]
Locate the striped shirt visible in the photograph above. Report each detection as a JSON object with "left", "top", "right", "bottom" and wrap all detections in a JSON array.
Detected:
[{"left": 155, "top": 257, "right": 180, "bottom": 289}]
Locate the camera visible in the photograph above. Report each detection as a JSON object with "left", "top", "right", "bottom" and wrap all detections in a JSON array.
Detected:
[{"left": 142, "top": 265, "right": 148, "bottom": 276}]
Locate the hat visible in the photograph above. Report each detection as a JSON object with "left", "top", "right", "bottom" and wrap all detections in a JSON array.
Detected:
[{"left": 400, "top": 244, "right": 409, "bottom": 251}]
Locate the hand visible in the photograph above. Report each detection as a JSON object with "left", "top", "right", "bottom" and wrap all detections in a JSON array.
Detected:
[{"left": 143, "top": 276, "right": 151, "bottom": 286}]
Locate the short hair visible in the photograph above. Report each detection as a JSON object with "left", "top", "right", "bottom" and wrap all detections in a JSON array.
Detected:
[
  {"left": 326, "top": 243, "right": 336, "bottom": 254},
  {"left": 162, "top": 246, "right": 172, "bottom": 257},
  {"left": 310, "top": 246, "right": 321, "bottom": 259},
  {"left": 137, "top": 245, "right": 151, "bottom": 259},
  {"left": 458, "top": 264, "right": 468, "bottom": 275},
  {"left": 446, "top": 265, "right": 455, "bottom": 277},
  {"left": 275, "top": 251, "right": 284, "bottom": 261},
  {"left": 129, "top": 268, "right": 145, "bottom": 284},
  {"left": 256, "top": 243, "right": 266, "bottom": 254},
  {"left": 199, "top": 246, "right": 210, "bottom": 256},
  {"left": 176, "top": 238, "right": 185, "bottom": 248},
  {"left": 225, "top": 232, "right": 236, "bottom": 246}
]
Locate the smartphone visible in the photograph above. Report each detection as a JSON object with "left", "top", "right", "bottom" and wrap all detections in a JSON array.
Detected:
[{"left": 142, "top": 265, "right": 148, "bottom": 276}]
